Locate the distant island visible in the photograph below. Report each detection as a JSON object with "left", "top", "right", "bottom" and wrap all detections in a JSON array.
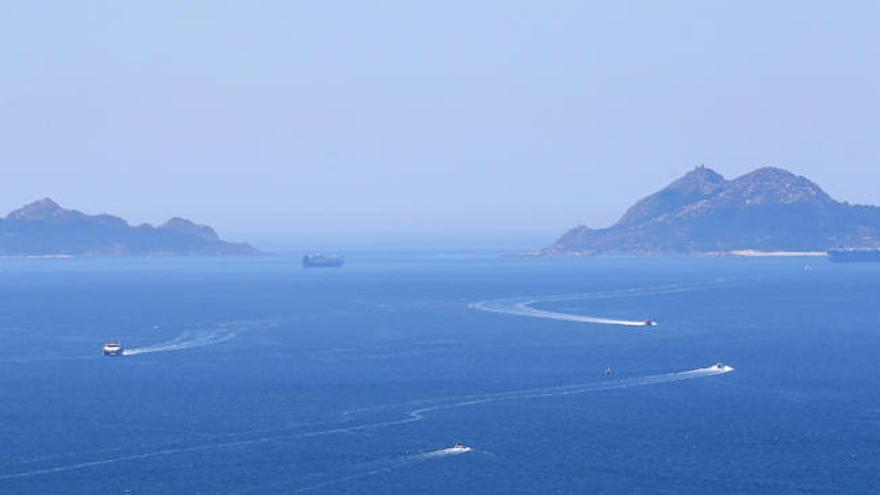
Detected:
[
  {"left": 0, "top": 198, "right": 256, "bottom": 256},
  {"left": 542, "top": 166, "right": 880, "bottom": 255}
]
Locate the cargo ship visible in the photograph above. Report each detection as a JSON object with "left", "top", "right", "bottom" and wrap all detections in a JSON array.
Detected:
[
  {"left": 302, "top": 254, "right": 344, "bottom": 268},
  {"left": 827, "top": 248, "right": 880, "bottom": 263}
]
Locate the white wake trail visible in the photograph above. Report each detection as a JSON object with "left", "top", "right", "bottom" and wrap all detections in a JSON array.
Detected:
[
  {"left": 256, "top": 365, "right": 735, "bottom": 439},
  {"left": 0, "top": 365, "right": 732, "bottom": 483},
  {"left": 293, "top": 447, "right": 472, "bottom": 493},
  {"left": 122, "top": 321, "right": 272, "bottom": 356},
  {"left": 401, "top": 364, "right": 734, "bottom": 422},
  {"left": 469, "top": 284, "right": 702, "bottom": 327},
  {"left": 292, "top": 365, "right": 732, "bottom": 492}
]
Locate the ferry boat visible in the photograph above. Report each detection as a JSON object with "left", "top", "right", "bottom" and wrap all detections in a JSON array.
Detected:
[
  {"left": 302, "top": 254, "right": 344, "bottom": 268},
  {"left": 102, "top": 342, "right": 124, "bottom": 356}
]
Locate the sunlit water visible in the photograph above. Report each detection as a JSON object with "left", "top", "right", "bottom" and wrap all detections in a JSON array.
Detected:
[{"left": 0, "top": 254, "right": 877, "bottom": 493}]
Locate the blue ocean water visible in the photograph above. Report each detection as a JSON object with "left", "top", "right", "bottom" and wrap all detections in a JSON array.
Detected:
[{"left": 0, "top": 254, "right": 878, "bottom": 493}]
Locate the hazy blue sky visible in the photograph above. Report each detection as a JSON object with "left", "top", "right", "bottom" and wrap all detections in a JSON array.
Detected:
[{"left": 1, "top": 1, "right": 878, "bottom": 248}]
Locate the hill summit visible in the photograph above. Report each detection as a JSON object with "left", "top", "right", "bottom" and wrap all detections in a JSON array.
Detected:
[
  {"left": 0, "top": 199, "right": 256, "bottom": 256},
  {"left": 543, "top": 166, "right": 880, "bottom": 255}
]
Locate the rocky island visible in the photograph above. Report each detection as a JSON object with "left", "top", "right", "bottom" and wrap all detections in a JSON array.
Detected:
[
  {"left": 542, "top": 166, "right": 880, "bottom": 255},
  {"left": 0, "top": 198, "right": 256, "bottom": 256}
]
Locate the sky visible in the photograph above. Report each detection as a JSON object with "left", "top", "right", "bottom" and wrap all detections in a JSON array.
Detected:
[{"left": 1, "top": 1, "right": 878, "bottom": 249}]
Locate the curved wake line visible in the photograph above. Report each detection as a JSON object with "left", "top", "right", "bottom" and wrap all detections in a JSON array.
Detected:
[
  {"left": 469, "top": 283, "right": 705, "bottom": 327},
  {"left": 400, "top": 365, "right": 732, "bottom": 425},
  {"left": 122, "top": 330, "right": 238, "bottom": 356},
  {"left": 0, "top": 365, "right": 731, "bottom": 483},
  {"left": 122, "top": 321, "right": 273, "bottom": 356},
  {"left": 0, "top": 320, "right": 276, "bottom": 363},
  {"left": 293, "top": 447, "right": 472, "bottom": 493}
]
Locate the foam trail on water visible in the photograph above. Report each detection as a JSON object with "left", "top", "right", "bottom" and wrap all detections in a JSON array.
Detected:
[
  {"left": 469, "top": 284, "right": 702, "bottom": 327},
  {"left": 0, "top": 365, "right": 731, "bottom": 482},
  {"left": 122, "top": 329, "right": 237, "bottom": 356},
  {"left": 290, "top": 366, "right": 732, "bottom": 492},
  {"left": 293, "top": 447, "right": 472, "bottom": 493},
  {"left": 395, "top": 364, "right": 734, "bottom": 424},
  {"left": 0, "top": 438, "right": 277, "bottom": 482},
  {"left": 122, "top": 321, "right": 272, "bottom": 356}
]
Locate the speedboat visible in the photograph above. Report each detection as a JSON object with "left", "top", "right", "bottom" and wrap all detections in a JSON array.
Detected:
[
  {"left": 642, "top": 319, "right": 657, "bottom": 327},
  {"left": 449, "top": 443, "right": 472, "bottom": 453},
  {"left": 711, "top": 362, "right": 733, "bottom": 371},
  {"left": 102, "top": 342, "right": 124, "bottom": 356}
]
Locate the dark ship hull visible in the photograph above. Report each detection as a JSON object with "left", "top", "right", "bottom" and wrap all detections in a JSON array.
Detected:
[
  {"left": 828, "top": 249, "right": 880, "bottom": 263},
  {"left": 303, "top": 255, "right": 344, "bottom": 268}
]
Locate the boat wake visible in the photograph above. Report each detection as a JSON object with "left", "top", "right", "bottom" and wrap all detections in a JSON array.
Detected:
[
  {"left": 0, "top": 364, "right": 731, "bottom": 484},
  {"left": 469, "top": 284, "right": 704, "bottom": 327},
  {"left": 334, "top": 364, "right": 734, "bottom": 430},
  {"left": 122, "top": 320, "right": 274, "bottom": 356},
  {"left": 293, "top": 446, "right": 473, "bottom": 493}
]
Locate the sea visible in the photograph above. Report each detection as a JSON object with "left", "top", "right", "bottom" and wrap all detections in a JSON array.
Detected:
[{"left": 0, "top": 253, "right": 877, "bottom": 493}]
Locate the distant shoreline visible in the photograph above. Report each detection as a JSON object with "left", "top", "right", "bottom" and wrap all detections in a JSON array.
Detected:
[
  {"left": 724, "top": 250, "right": 827, "bottom": 257},
  {"left": 0, "top": 254, "right": 74, "bottom": 259},
  {"left": 520, "top": 249, "right": 829, "bottom": 257}
]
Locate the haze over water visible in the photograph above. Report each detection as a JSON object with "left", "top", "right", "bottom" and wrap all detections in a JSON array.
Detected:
[
  {"left": 1, "top": 254, "right": 877, "bottom": 493},
  {"left": 2, "top": 2, "right": 879, "bottom": 247}
]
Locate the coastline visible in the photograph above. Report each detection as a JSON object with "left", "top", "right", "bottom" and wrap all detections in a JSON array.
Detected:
[
  {"left": 725, "top": 250, "right": 827, "bottom": 257},
  {"left": 520, "top": 249, "right": 829, "bottom": 257}
]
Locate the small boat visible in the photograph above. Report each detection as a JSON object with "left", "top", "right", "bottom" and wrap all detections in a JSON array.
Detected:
[
  {"left": 642, "top": 319, "right": 657, "bottom": 327},
  {"left": 604, "top": 367, "right": 613, "bottom": 376},
  {"left": 449, "top": 443, "right": 472, "bottom": 453},
  {"left": 102, "top": 342, "right": 124, "bottom": 356}
]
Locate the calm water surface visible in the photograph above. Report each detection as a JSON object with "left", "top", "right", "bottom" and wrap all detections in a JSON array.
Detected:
[{"left": 0, "top": 254, "right": 878, "bottom": 493}]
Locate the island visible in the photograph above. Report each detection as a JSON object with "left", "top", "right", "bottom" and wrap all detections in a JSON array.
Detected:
[
  {"left": 0, "top": 198, "right": 257, "bottom": 256},
  {"left": 542, "top": 166, "right": 880, "bottom": 255}
]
